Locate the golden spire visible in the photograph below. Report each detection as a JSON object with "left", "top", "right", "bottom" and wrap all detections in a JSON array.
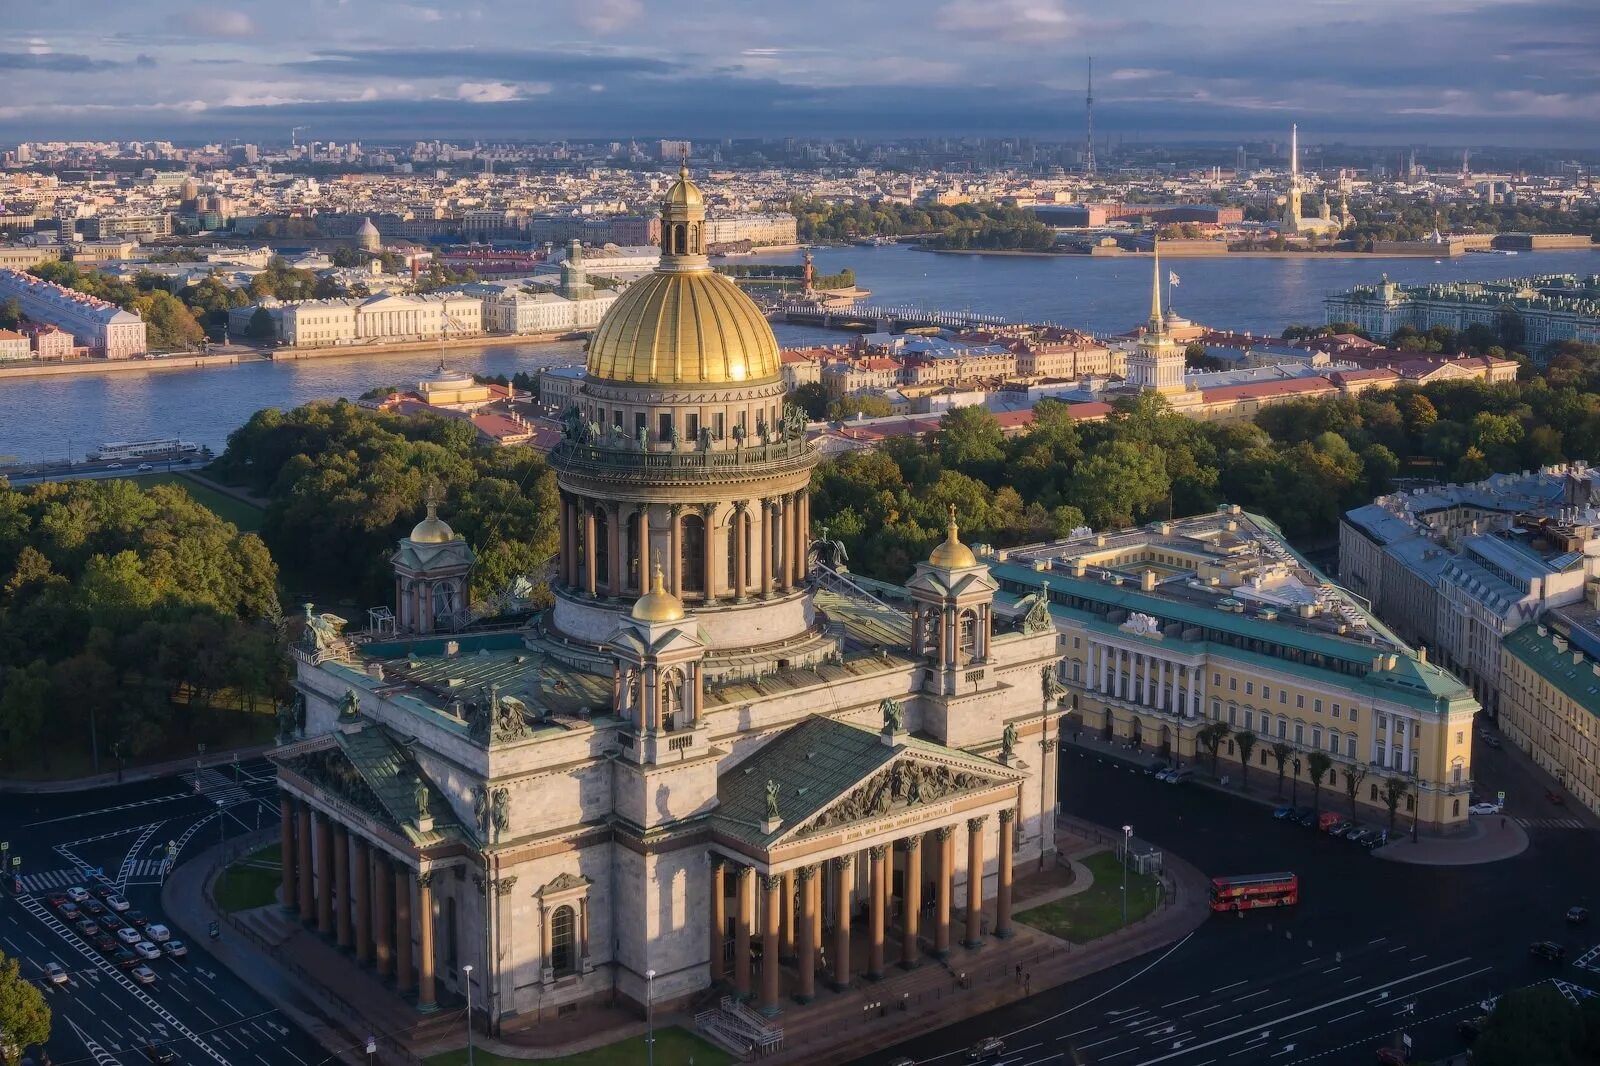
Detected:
[
  {"left": 1149, "top": 235, "right": 1163, "bottom": 333},
  {"left": 631, "top": 551, "right": 686, "bottom": 622}
]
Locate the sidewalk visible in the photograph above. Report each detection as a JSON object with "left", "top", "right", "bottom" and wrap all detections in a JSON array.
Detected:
[
  {"left": 0, "top": 743, "right": 277, "bottom": 795},
  {"left": 1374, "top": 815, "right": 1528, "bottom": 865}
]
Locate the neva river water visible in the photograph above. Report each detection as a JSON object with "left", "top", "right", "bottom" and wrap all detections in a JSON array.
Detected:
[{"left": 1, "top": 243, "right": 1597, "bottom": 462}]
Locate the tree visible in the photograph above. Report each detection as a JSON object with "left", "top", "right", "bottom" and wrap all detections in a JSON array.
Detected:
[
  {"left": 1471, "top": 984, "right": 1594, "bottom": 1066},
  {"left": 1270, "top": 742, "right": 1292, "bottom": 797},
  {"left": 247, "top": 307, "right": 277, "bottom": 341},
  {"left": 1306, "top": 752, "right": 1332, "bottom": 814},
  {"left": 1342, "top": 764, "right": 1368, "bottom": 817},
  {"left": 1197, "top": 721, "right": 1231, "bottom": 777},
  {"left": 828, "top": 393, "right": 894, "bottom": 421},
  {"left": 0, "top": 297, "right": 21, "bottom": 330},
  {"left": 130, "top": 290, "right": 206, "bottom": 350},
  {"left": 790, "top": 382, "right": 829, "bottom": 421},
  {"left": 1232, "top": 730, "right": 1258, "bottom": 791},
  {"left": 0, "top": 951, "right": 52, "bottom": 1060},
  {"left": 1068, "top": 440, "right": 1169, "bottom": 529},
  {"left": 1380, "top": 776, "right": 1410, "bottom": 836},
  {"left": 937, "top": 406, "right": 1006, "bottom": 472}
]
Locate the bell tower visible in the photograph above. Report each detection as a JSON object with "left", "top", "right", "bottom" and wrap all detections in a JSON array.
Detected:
[{"left": 660, "top": 163, "right": 708, "bottom": 267}]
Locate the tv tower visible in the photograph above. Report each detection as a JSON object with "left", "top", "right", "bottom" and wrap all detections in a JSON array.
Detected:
[{"left": 1083, "top": 56, "right": 1096, "bottom": 176}]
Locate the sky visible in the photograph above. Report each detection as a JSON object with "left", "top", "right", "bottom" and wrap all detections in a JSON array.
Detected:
[{"left": 1, "top": 0, "right": 1595, "bottom": 147}]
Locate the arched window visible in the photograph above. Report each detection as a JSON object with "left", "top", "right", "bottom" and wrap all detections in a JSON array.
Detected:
[
  {"left": 958, "top": 610, "right": 978, "bottom": 661},
  {"left": 681, "top": 513, "right": 705, "bottom": 596},
  {"left": 431, "top": 583, "right": 456, "bottom": 622},
  {"left": 550, "top": 905, "right": 577, "bottom": 977},
  {"left": 593, "top": 508, "right": 609, "bottom": 587},
  {"left": 1452, "top": 798, "right": 1460, "bottom": 817}
]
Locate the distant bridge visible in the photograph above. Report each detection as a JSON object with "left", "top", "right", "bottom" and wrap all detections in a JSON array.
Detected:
[{"left": 781, "top": 304, "right": 1007, "bottom": 332}]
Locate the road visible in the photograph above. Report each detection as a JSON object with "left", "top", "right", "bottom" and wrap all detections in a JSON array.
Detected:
[
  {"left": 856, "top": 742, "right": 1600, "bottom": 1066},
  {"left": 0, "top": 758, "right": 330, "bottom": 1066}
]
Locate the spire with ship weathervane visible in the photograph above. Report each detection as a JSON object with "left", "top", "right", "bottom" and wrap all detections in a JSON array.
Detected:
[{"left": 1148, "top": 236, "right": 1164, "bottom": 334}]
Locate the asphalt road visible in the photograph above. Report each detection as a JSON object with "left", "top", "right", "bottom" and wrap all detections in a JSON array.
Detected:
[
  {"left": 0, "top": 758, "right": 330, "bottom": 1066},
  {"left": 855, "top": 742, "right": 1600, "bottom": 1066}
]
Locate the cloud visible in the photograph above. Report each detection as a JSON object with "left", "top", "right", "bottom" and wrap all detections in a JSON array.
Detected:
[
  {"left": 0, "top": 50, "right": 122, "bottom": 72},
  {"left": 281, "top": 47, "right": 681, "bottom": 82},
  {"left": 577, "top": 0, "right": 643, "bottom": 34},
  {"left": 935, "top": 0, "right": 1079, "bottom": 41},
  {"left": 455, "top": 81, "right": 551, "bottom": 103},
  {"left": 171, "top": 8, "right": 257, "bottom": 37}
]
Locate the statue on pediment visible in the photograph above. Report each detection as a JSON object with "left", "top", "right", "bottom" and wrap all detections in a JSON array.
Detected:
[
  {"left": 1120, "top": 612, "right": 1164, "bottom": 639},
  {"left": 413, "top": 775, "right": 430, "bottom": 822},
  {"left": 489, "top": 686, "right": 531, "bottom": 743},
  {"left": 879, "top": 697, "right": 904, "bottom": 734},
  {"left": 1041, "top": 664, "right": 1068, "bottom": 702},
  {"left": 1001, "top": 721, "right": 1018, "bottom": 762},
  {"left": 783, "top": 403, "right": 806, "bottom": 441},
  {"left": 491, "top": 786, "right": 511, "bottom": 842},
  {"left": 472, "top": 784, "right": 490, "bottom": 837},
  {"left": 765, "top": 779, "right": 781, "bottom": 822},
  {"left": 1020, "top": 580, "right": 1054, "bottom": 633},
  {"left": 339, "top": 688, "right": 360, "bottom": 719}
]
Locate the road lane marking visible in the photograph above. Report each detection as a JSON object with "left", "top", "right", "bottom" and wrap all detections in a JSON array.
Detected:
[
  {"left": 1126, "top": 958, "right": 1481, "bottom": 1065},
  {"left": 1212, "top": 980, "right": 1248, "bottom": 993},
  {"left": 1162, "top": 995, "right": 1199, "bottom": 1008},
  {"left": 1282, "top": 1026, "right": 1317, "bottom": 1038},
  {"left": 1078, "top": 1036, "right": 1122, "bottom": 1050},
  {"left": 1321, "top": 967, "right": 1340, "bottom": 974},
  {"left": 1100, "top": 1051, "right": 1138, "bottom": 1061},
  {"left": 1183, "top": 1005, "right": 1221, "bottom": 1018},
  {"left": 1018, "top": 1056, "right": 1065, "bottom": 1066},
  {"left": 1409, "top": 954, "right": 1427, "bottom": 962},
  {"left": 1367, "top": 937, "right": 1387, "bottom": 945},
  {"left": 1203, "top": 1014, "right": 1243, "bottom": 1027},
  {"left": 1343, "top": 976, "right": 1362, "bottom": 984},
  {"left": 1232, "top": 990, "right": 1269, "bottom": 1002},
  {"left": 1253, "top": 999, "right": 1292, "bottom": 1012},
  {"left": 1325, "top": 1010, "right": 1363, "bottom": 1023}
]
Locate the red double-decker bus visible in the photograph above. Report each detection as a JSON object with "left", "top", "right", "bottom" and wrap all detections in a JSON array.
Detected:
[{"left": 1209, "top": 872, "right": 1299, "bottom": 912}]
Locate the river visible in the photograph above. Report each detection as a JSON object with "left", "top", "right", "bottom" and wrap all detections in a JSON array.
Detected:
[{"left": 1, "top": 243, "right": 1596, "bottom": 462}]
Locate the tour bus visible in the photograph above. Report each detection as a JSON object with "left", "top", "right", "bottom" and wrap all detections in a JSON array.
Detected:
[{"left": 1209, "top": 871, "right": 1299, "bottom": 912}]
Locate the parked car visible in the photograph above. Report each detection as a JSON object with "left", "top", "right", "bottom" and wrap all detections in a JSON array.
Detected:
[
  {"left": 92, "top": 933, "right": 118, "bottom": 954},
  {"left": 130, "top": 964, "right": 157, "bottom": 985},
  {"left": 104, "top": 893, "right": 131, "bottom": 913},
  {"left": 45, "top": 892, "right": 67, "bottom": 909},
  {"left": 1375, "top": 1048, "right": 1409, "bottom": 1064},
  {"left": 43, "top": 962, "right": 68, "bottom": 985},
  {"left": 111, "top": 948, "right": 139, "bottom": 969},
  {"left": 100, "top": 913, "right": 126, "bottom": 932},
  {"left": 143, "top": 1043, "right": 177, "bottom": 1063},
  {"left": 1546, "top": 790, "right": 1566, "bottom": 806},
  {"left": 1166, "top": 768, "right": 1195, "bottom": 784},
  {"left": 1468, "top": 802, "right": 1501, "bottom": 815},
  {"left": 968, "top": 1037, "right": 1007, "bottom": 1060},
  {"left": 125, "top": 910, "right": 150, "bottom": 928},
  {"left": 1272, "top": 805, "right": 1295, "bottom": 819},
  {"left": 1323, "top": 817, "right": 1351, "bottom": 834},
  {"left": 116, "top": 927, "right": 144, "bottom": 946},
  {"left": 144, "top": 923, "right": 171, "bottom": 943},
  {"left": 136, "top": 463, "right": 154, "bottom": 472},
  {"left": 1145, "top": 761, "right": 1171, "bottom": 777},
  {"left": 56, "top": 901, "right": 80, "bottom": 921},
  {"left": 1529, "top": 940, "right": 1566, "bottom": 962},
  {"left": 81, "top": 898, "right": 105, "bottom": 917},
  {"left": 132, "top": 941, "right": 161, "bottom": 960},
  {"left": 65, "top": 886, "right": 91, "bottom": 903},
  {"left": 1154, "top": 768, "right": 1178, "bottom": 782},
  {"left": 74, "top": 918, "right": 100, "bottom": 938},
  {"left": 1293, "top": 807, "right": 1317, "bottom": 827},
  {"left": 1567, "top": 906, "right": 1589, "bottom": 925},
  {"left": 1333, "top": 822, "right": 1365, "bottom": 839}
]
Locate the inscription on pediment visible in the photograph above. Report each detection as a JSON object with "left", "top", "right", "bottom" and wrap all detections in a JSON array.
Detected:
[{"left": 798, "top": 759, "right": 996, "bottom": 837}]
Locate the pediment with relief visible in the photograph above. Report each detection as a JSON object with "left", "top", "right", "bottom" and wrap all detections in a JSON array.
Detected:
[{"left": 796, "top": 757, "right": 1004, "bottom": 838}]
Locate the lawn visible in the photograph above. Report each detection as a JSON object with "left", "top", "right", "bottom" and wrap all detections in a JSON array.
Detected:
[
  {"left": 214, "top": 842, "right": 283, "bottom": 912},
  {"left": 422, "top": 1027, "right": 731, "bottom": 1066},
  {"left": 132, "top": 471, "right": 265, "bottom": 532},
  {"left": 1015, "top": 849, "right": 1163, "bottom": 944}
]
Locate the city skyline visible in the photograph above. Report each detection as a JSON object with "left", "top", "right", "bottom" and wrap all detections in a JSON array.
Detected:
[{"left": 2, "top": 0, "right": 1595, "bottom": 146}]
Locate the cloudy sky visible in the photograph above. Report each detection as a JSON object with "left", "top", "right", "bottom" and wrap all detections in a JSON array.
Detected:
[{"left": 2, "top": 0, "right": 1594, "bottom": 146}]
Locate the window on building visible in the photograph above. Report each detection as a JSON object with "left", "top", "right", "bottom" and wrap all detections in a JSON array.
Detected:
[
  {"left": 1294, "top": 723, "right": 1305, "bottom": 744},
  {"left": 687, "top": 413, "right": 700, "bottom": 441},
  {"left": 1261, "top": 686, "right": 1270, "bottom": 701},
  {"left": 1453, "top": 798, "right": 1460, "bottom": 817},
  {"left": 1229, "top": 677, "right": 1237, "bottom": 692},
  {"left": 635, "top": 412, "right": 647, "bottom": 440},
  {"left": 1346, "top": 737, "right": 1357, "bottom": 758},
  {"left": 1277, "top": 718, "right": 1287, "bottom": 739},
  {"left": 714, "top": 413, "right": 725, "bottom": 439},
  {"left": 1312, "top": 727, "right": 1323, "bottom": 748},
  {"left": 1405, "top": 793, "right": 1415, "bottom": 813},
  {"left": 1314, "top": 699, "right": 1323, "bottom": 713},
  {"left": 1211, "top": 700, "right": 1221, "bottom": 719},
  {"left": 1279, "top": 691, "right": 1286, "bottom": 704},
  {"left": 1349, "top": 707, "right": 1358, "bottom": 724},
  {"left": 1244, "top": 710, "right": 1254, "bottom": 730},
  {"left": 1213, "top": 673, "right": 1221, "bottom": 686},
  {"left": 550, "top": 905, "right": 577, "bottom": 977},
  {"left": 1329, "top": 770, "right": 1338, "bottom": 788},
  {"left": 1071, "top": 662, "right": 1081, "bottom": 681},
  {"left": 1228, "top": 706, "right": 1237, "bottom": 725},
  {"left": 1073, "top": 637, "right": 1080, "bottom": 649},
  {"left": 1370, "top": 783, "right": 1379, "bottom": 801},
  {"left": 1329, "top": 731, "right": 1340, "bottom": 753},
  {"left": 1332, "top": 704, "right": 1341, "bottom": 719},
  {"left": 1296, "top": 695, "right": 1305, "bottom": 708},
  {"left": 658, "top": 413, "right": 673, "bottom": 442},
  {"left": 1245, "top": 682, "right": 1254, "bottom": 696},
  {"left": 1456, "top": 731, "right": 1463, "bottom": 744},
  {"left": 1261, "top": 749, "right": 1270, "bottom": 766}
]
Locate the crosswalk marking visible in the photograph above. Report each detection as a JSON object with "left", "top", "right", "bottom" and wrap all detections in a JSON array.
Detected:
[
  {"left": 182, "top": 768, "right": 253, "bottom": 807},
  {"left": 1575, "top": 945, "right": 1600, "bottom": 974},
  {"left": 17, "top": 868, "right": 87, "bottom": 893},
  {"left": 1515, "top": 816, "right": 1587, "bottom": 829},
  {"left": 122, "top": 858, "right": 169, "bottom": 885}
]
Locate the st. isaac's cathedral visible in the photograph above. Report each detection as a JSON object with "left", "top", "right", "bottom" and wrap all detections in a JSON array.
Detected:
[{"left": 273, "top": 167, "right": 1064, "bottom": 1033}]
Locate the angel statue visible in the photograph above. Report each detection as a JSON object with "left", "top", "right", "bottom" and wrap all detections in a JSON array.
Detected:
[
  {"left": 472, "top": 785, "right": 490, "bottom": 837},
  {"left": 765, "top": 779, "right": 781, "bottom": 822},
  {"left": 880, "top": 697, "right": 904, "bottom": 734},
  {"left": 1001, "top": 720, "right": 1019, "bottom": 762},
  {"left": 413, "top": 776, "right": 430, "bottom": 821},
  {"left": 491, "top": 787, "right": 511, "bottom": 842},
  {"left": 340, "top": 688, "right": 360, "bottom": 719}
]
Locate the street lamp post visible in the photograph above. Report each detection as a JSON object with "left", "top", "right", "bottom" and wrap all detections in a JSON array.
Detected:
[
  {"left": 216, "top": 798, "right": 227, "bottom": 896},
  {"left": 365, "top": 1035, "right": 377, "bottom": 1065},
  {"left": 1291, "top": 757, "right": 1301, "bottom": 806},
  {"left": 1121, "top": 825, "right": 1132, "bottom": 927},
  {"left": 645, "top": 968, "right": 657, "bottom": 1066},
  {"left": 462, "top": 964, "right": 475, "bottom": 1066}
]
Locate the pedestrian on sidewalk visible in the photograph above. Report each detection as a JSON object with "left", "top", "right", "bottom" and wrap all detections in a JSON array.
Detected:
[
  {"left": 1015, "top": 962, "right": 1022, "bottom": 983},
  {"left": 1024, "top": 972, "right": 1032, "bottom": 995}
]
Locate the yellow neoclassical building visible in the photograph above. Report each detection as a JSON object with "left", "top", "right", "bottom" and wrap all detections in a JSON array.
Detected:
[{"left": 990, "top": 507, "right": 1481, "bottom": 832}]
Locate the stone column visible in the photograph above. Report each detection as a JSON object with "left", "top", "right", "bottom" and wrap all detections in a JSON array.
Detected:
[
  {"left": 760, "top": 874, "right": 782, "bottom": 1015},
  {"left": 779, "top": 496, "right": 794, "bottom": 593},
  {"left": 607, "top": 504, "right": 622, "bottom": 598},
  {"left": 761, "top": 500, "right": 775, "bottom": 598},
  {"left": 374, "top": 853, "right": 395, "bottom": 978},
  {"left": 901, "top": 835, "right": 922, "bottom": 968},
  {"left": 796, "top": 865, "right": 817, "bottom": 1003},
  {"left": 867, "top": 845, "right": 887, "bottom": 979},
  {"left": 561, "top": 496, "right": 577, "bottom": 589},
  {"left": 734, "top": 866, "right": 754, "bottom": 999},
  {"left": 296, "top": 803, "right": 314, "bottom": 917},
  {"left": 995, "top": 810, "right": 1015, "bottom": 939},
  {"left": 583, "top": 504, "right": 597, "bottom": 597},
  {"left": 354, "top": 838, "right": 373, "bottom": 965},
  {"left": 831, "top": 856, "right": 852, "bottom": 990},
  {"left": 391, "top": 867, "right": 414, "bottom": 994},
  {"left": 635, "top": 504, "right": 650, "bottom": 594},
  {"left": 801, "top": 491, "right": 811, "bottom": 575},
  {"left": 701, "top": 503, "right": 719, "bottom": 604},
  {"left": 333, "top": 824, "right": 352, "bottom": 949},
  {"left": 708, "top": 858, "right": 726, "bottom": 984},
  {"left": 780, "top": 871, "right": 796, "bottom": 962},
  {"left": 964, "top": 816, "right": 986, "bottom": 949},
  {"left": 416, "top": 872, "right": 437, "bottom": 1010},
  {"left": 733, "top": 503, "right": 749, "bottom": 602},
  {"left": 933, "top": 827, "right": 953, "bottom": 957},
  {"left": 669, "top": 504, "right": 683, "bottom": 598},
  {"left": 279, "top": 797, "right": 296, "bottom": 911},
  {"left": 314, "top": 813, "right": 334, "bottom": 935}
]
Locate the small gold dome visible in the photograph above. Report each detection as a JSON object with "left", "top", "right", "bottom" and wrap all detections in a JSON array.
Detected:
[
  {"left": 409, "top": 496, "right": 454, "bottom": 544},
  {"left": 929, "top": 506, "right": 977, "bottom": 569},
  {"left": 586, "top": 269, "right": 782, "bottom": 385},
  {"left": 632, "top": 564, "right": 686, "bottom": 623},
  {"left": 664, "top": 164, "right": 704, "bottom": 207}
]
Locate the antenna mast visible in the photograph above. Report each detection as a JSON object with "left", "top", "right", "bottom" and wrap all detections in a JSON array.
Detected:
[{"left": 1083, "top": 56, "right": 1096, "bottom": 177}]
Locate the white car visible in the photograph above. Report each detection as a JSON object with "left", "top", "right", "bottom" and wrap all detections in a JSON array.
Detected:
[
  {"left": 144, "top": 923, "right": 171, "bottom": 943},
  {"left": 161, "top": 940, "right": 187, "bottom": 958},
  {"left": 1468, "top": 802, "right": 1502, "bottom": 815},
  {"left": 136, "top": 463, "right": 154, "bottom": 471},
  {"left": 133, "top": 941, "right": 161, "bottom": 960},
  {"left": 65, "top": 886, "right": 91, "bottom": 903},
  {"left": 105, "top": 894, "right": 131, "bottom": 913},
  {"left": 43, "top": 963, "right": 69, "bottom": 985},
  {"left": 130, "top": 965, "right": 157, "bottom": 985},
  {"left": 116, "top": 927, "right": 144, "bottom": 946}
]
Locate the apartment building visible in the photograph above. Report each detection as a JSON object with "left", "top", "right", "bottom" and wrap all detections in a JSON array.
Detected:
[
  {"left": 1500, "top": 614, "right": 1600, "bottom": 815},
  {"left": 0, "top": 268, "right": 146, "bottom": 358}
]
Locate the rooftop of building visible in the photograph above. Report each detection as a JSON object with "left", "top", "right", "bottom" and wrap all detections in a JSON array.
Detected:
[{"left": 1504, "top": 620, "right": 1600, "bottom": 719}]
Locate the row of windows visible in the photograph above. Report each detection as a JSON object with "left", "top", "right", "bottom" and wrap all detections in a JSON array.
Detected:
[{"left": 590, "top": 406, "right": 780, "bottom": 444}]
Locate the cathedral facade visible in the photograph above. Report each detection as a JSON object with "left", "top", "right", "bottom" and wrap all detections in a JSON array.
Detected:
[{"left": 273, "top": 169, "right": 1063, "bottom": 1032}]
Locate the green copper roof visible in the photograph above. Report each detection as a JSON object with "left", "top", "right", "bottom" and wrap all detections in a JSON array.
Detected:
[{"left": 1504, "top": 623, "right": 1600, "bottom": 718}]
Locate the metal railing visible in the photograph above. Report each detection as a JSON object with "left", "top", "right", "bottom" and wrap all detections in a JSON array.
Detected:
[{"left": 551, "top": 437, "right": 814, "bottom": 481}]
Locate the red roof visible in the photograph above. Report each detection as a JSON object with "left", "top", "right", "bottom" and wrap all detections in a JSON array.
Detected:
[
  {"left": 1067, "top": 401, "right": 1113, "bottom": 421},
  {"left": 1327, "top": 368, "right": 1399, "bottom": 385},
  {"left": 1200, "top": 377, "right": 1337, "bottom": 404}
]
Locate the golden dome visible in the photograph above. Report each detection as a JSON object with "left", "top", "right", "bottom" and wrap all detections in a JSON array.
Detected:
[
  {"left": 664, "top": 164, "right": 704, "bottom": 208},
  {"left": 929, "top": 505, "right": 977, "bottom": 569},
  {"left": 586, "top": 268, "right": 783, "bottom": 385},
  {"left": 409, "top": 496, "right": 454, "bottom": 544},
  {"left": 632, "top": 563, "right": 686, "bottom": 623}
]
